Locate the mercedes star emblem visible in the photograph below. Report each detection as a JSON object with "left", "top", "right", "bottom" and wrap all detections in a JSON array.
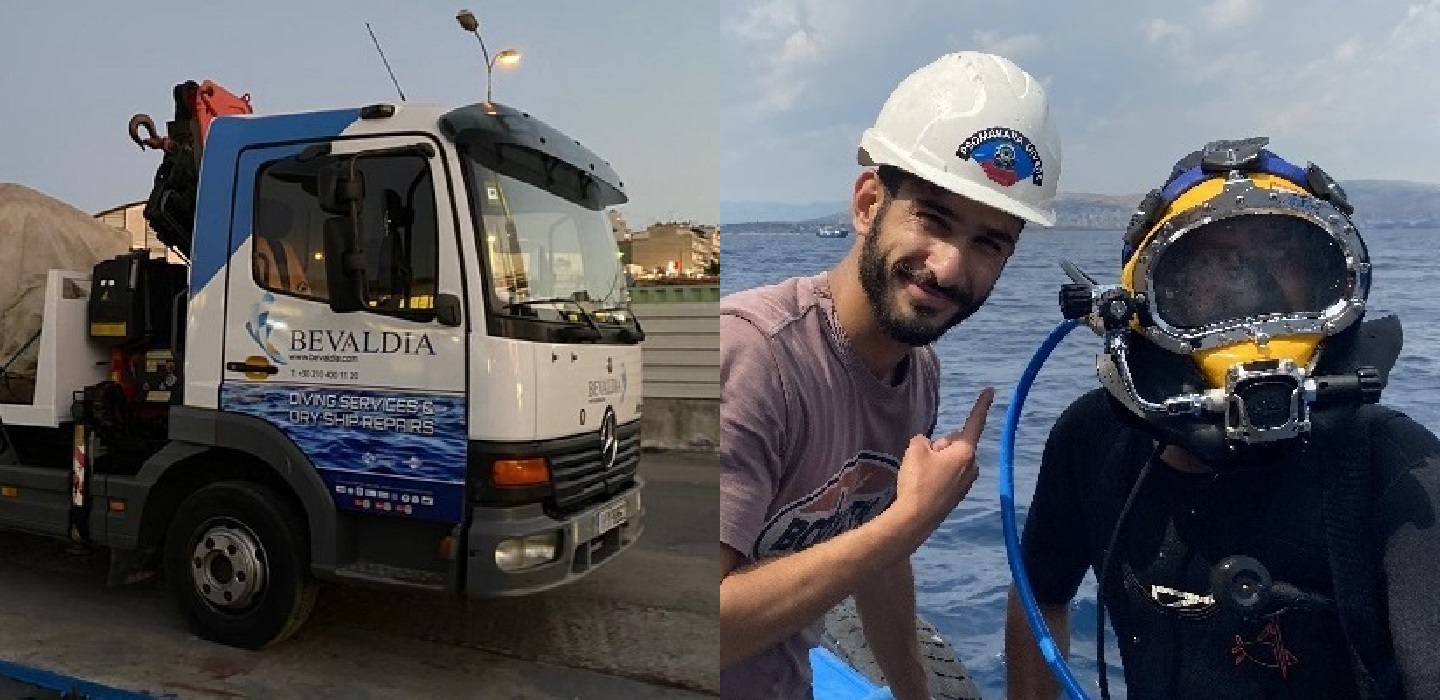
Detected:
[{"left": 599, "top": 405, "right": 619, "bottom": 471}]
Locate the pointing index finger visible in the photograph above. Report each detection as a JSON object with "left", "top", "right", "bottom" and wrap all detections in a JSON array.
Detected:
[{"left": 953, "top": 387, "right": 995, "bottom": 446}]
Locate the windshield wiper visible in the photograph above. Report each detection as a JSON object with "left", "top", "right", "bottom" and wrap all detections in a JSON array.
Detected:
[
  {"left": 506, "top": 297, "right": 603, "bottom": 340},
  {"left": 590, "top": 304, "right": 646, "bottom": 342}
]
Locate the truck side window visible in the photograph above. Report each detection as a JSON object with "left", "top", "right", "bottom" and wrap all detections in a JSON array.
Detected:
[
  {"left": 354, "top": 154, "right": 440, "bottom": 314},
  {"left": 251, "top": 151, "right": 440, "bottom": 317},
  {"left": 252, "top": 173, "right": 328, "bottom": 300}
]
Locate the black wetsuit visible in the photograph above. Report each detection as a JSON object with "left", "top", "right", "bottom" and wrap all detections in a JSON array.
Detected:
[{"left": 1020, "top": 388, "right": 1440, "bottom": 699}]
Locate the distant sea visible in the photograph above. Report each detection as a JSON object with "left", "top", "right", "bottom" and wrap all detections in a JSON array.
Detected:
[{"left": 721, "top": 228, "right": 1440, "bottom": 699}]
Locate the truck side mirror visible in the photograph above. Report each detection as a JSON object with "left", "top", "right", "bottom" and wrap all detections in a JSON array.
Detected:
[
  {"left": 317, "top": 162, "right": 365, "bottom": 215},
  {"left": 323, "top": 216, "right": 367, "bottom": 313},
  {"left": 436, "top": 293, "right": 462, "bottom": 327}
]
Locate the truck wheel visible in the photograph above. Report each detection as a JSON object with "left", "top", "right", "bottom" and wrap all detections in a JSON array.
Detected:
[
  {"left": 164, "top": 480, "right": 318, "bottom": 650},
  {"left": 821, "top": 597, "right": 984, "bottom": 700}
]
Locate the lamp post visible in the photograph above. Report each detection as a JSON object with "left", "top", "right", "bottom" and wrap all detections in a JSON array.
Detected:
[{"left": 456, "top": 9, "right": 522, "bottom": 108}]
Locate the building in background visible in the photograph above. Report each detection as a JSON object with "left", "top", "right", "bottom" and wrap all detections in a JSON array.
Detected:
[
  {"left": 608, "top": 209, "right": 629, "bottom": 242},
  {"left": 93, "top": 201, "right": 186, "bottom": 263},
  {"left": 621, "top": 220, "right": 718, "bottom": 279}
]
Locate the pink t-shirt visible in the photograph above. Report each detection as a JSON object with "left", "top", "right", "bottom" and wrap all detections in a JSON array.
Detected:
[{"left": 720, "top": 272, "right": 939, "bottom": 699}]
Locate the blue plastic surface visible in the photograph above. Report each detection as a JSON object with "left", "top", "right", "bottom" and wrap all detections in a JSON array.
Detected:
[
  {"left": 0, "top": 657, "right": 160, "bottom": 699},
  {"left": 810, "top": 646, "right": 893, "bottom": 699}
]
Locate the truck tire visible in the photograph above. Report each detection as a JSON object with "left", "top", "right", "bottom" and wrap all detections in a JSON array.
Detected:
[
  {"left": 164, "top": 480, "right": 318, "bottom": 650},
  {"left": 821, "top": 597, "right": 984, "bottom": 700}
]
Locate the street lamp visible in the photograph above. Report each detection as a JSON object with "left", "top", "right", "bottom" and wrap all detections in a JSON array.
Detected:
[{"left": 455, "top": 9, "right": 523, "bottom": 108}]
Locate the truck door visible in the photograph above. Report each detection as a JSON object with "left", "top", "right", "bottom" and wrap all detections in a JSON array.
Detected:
[{"left": 219, "top": 136, "right": 470, "bottom": 524}]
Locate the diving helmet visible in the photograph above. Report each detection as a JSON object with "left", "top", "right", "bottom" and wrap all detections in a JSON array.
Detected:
[{"left": 1060, "top": 137, "right": 1396, "bottom": 466}]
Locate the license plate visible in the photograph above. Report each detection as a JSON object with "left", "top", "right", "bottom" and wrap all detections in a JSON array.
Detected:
[{"left": 596, "top": 500, "right": 628, "bottom": 535}]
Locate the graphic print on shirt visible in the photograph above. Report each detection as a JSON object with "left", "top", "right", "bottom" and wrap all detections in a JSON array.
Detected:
[
  {"left": 1233, "top": 616, "right": 1299, "bottom": 678},
  {"left": 752, "top": 451, "right": 899, "bottom": 559},
  {"left": 1123, "top": 561, "right": 1221, "bottom": 621}
]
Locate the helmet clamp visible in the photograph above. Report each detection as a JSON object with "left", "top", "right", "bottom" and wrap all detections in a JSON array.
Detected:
[{"left": 1199, "top": 136, "right": 1269, "bottom": 173}]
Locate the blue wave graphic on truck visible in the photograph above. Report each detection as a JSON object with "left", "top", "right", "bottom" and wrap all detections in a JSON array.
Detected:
[
  {"left": 245, "top": 292, "right": 288, "bottom": 365},
  {"left": 221, "top": 383, "right": 467, "bottom": 522}
]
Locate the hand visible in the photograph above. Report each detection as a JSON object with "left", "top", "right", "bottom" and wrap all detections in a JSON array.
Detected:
[{"left": 893, "top": 387, "right": 994, "bottom": 532}]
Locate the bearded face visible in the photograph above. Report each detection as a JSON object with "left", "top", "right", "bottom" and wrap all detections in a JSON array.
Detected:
[{"left": 857, "top": 203, "right": 988, "bottom": 346}]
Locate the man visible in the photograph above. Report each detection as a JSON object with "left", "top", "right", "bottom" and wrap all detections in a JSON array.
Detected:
[
  {"left": 720, "top": 51, "right": 1062, "bottom": 698},
  {"left": 1005, "top": 137, "right": 1440, "bottom": 699}
]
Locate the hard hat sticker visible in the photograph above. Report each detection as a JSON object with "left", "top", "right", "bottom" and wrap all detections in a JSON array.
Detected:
[{"left": 955, "top": 127, "right": 1043, "bottom": 187}]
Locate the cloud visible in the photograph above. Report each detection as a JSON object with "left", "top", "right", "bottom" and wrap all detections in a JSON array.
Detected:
[
  {"left": 1334, "top": 37, "right": 1361, "bottom": 62},
  {"left": 751, "top": 29, "right": 820, "bottom": 113},
  {"left": 1144, "top": 0, "right": 1259, "bottom": 60},
  {"left": 730, "top": 0, "right": 804, "bottom": 42},
  {"left": 1138, "top": 9, "right": 1258, "bottom": 84},
  {"left": 725, "top": 0, "right": 942, "bottom": 122},
  {"left": 1392, "top": 0, "right": 1440, "bottom": 50},
  {"left": 726, "top": 0, "right": 869, "bottom": 119},
  {"left": 972, "top": 30, "right": 1044, "bottom": 59},
  {"left": 1264, "top": 3, "right": 1439, "bottom": 116},
  {"left": 1144, "top": 18, "right": 1191, "bottom": 52},
  {"left": 1202, "top": 0, "right": 1260, "bottom": 29},
  {"left": 1121, "top": 0, "right": 1440, "bottom": 184},
  {"left": 1144, "top": 18, "right": 1185, "bottom": 44}
]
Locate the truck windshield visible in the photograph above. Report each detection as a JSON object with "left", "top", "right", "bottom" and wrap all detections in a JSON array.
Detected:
[{"left": 459, "top": 153, "right": 632, "bottom": 327}]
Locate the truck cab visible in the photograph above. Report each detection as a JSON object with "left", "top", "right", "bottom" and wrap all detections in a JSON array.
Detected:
[{"left": 0, "top": 97, "right": 646, "bottom": 648}]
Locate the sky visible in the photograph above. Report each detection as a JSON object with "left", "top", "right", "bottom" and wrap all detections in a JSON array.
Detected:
[
  {"left": 0, "top": 1, "right": 717, "bottom": 229},
  {"left": 721, "top": 0, "right": 1440, "bottom": 213}
]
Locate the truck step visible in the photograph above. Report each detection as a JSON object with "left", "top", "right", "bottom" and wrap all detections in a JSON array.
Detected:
[{"left": 332, "top": 560, "right": 448, "bottom": 591}]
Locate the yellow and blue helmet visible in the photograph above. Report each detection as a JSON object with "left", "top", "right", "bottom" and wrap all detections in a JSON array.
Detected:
[{"left": 1083, "top": 137, "right": 1397, "bottom": 466}]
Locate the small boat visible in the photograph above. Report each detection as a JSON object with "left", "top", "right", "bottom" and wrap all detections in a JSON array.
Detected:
[{"left": 816, "top": 225, "right": 849, "bottom": 238}]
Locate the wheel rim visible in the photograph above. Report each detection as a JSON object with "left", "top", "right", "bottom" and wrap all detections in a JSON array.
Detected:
[{"left": 189, "top": 520, "right": 267, "bottom": 611}]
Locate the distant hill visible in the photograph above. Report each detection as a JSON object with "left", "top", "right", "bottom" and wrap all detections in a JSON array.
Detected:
[
  {"left": 719, "top": 201, "right": 850, "bottom": 226},
  {"left": 721, "top": 179, "right": 1440, "bottom": 232}
]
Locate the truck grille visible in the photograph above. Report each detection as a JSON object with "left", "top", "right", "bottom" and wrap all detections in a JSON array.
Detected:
[{"left": 548, "top": 420, "right": 641, "bottom": 514}]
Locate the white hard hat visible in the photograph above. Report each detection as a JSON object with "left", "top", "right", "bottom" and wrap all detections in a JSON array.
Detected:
[{"left": 858, "top": 52, "right": 1061, "bottom": 226}]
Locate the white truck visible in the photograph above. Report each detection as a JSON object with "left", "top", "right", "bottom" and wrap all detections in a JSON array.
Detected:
[{"left": 0, "top": 78, "right": 646, "bottom": 649}]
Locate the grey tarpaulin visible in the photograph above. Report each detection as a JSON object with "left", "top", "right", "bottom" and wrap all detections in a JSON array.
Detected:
[{"left": 0, "top": 184, "right": 131, "bottom": 403}]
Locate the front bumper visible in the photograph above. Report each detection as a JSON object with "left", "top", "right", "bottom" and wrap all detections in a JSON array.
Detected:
[{"left": 463, "top": 479, "right": 645, "bottom": 596}]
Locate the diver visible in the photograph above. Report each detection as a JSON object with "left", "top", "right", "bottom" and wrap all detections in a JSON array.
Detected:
[{"left": 1004, "top": 137, "right": 1440, "bottom": 699}]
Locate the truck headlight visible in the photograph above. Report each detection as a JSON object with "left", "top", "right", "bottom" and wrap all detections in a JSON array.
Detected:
[{"left": 495, "top": 532, "right": 560, "bottom": 572}]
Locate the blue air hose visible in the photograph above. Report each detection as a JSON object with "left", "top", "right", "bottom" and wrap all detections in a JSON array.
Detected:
[{"left": 999, "top": 317, "right": 1089, "bottom": 700}]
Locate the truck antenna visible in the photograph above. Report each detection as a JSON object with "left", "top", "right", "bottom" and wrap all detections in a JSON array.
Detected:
[{"left": 366, "top": 22, "right": 407, "bottom": 101}]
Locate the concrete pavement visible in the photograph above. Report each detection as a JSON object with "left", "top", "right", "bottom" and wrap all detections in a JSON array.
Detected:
[{"left": 0, "top": 450, "right": 719, "bottom": 698}]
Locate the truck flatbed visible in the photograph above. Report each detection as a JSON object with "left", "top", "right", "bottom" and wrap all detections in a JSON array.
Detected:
[{"left": 0, "top": 270, "right": 109, "bottom": 429}]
